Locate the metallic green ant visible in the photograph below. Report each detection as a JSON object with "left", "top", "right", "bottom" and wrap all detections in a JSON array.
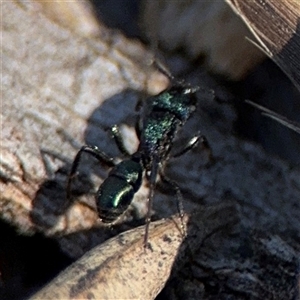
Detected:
[{"left": 67, "top": 66, "right": 211, "bottom": 247}]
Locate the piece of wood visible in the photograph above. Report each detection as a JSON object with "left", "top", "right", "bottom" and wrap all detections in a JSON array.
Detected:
[{"left": 1, "top": 0, "right": 165, "bottom": 244}]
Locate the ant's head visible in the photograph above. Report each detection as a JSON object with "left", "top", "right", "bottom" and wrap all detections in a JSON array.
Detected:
[
  {"left": 169, "top": 82, "right": 200, "bottom": 96},
  {"left": 153, "top": 60, "right": 200, "bottom": 96}
]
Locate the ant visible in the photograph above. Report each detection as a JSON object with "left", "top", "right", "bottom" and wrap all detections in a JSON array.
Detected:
[{"left": 67, "top": 63, "right": 212, "bottom": 248}]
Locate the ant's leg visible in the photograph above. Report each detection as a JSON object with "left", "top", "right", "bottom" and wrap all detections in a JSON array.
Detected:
[
  {"left": 159, "top": 171, "right": 186, "bottom": 238},
  {"left": 173, "top": 132, "right": 213, "bottom": 162},
  {"left": 110, "top": 125, "right": 131, "bottom": 156},
  {"left": 135, "top": 98, "right": 143, "bottom": 139},
  {"left": 135, "top": 97, "right": 143, "bottom": 112},
  {"left": 143, "top": 155, "right": 159, "bottom": 250},
  {"left": 135, "top": 116, "right": 142, "bottom": 140},
  {"left": 66, "top": 145, "right": 116, "bottom": 201}
]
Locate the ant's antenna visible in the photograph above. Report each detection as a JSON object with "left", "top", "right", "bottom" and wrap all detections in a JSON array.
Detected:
[
  {"left": 152, "top": 59, "right": 176, "bottom": 82},
  {"left": 151, "top": 58, "right": 199, "bottom": 93}
]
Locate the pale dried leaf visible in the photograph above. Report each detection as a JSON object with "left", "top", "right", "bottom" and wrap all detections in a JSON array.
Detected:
[{"left": 29, "top": 204, "right": 238, "bottom": 300}]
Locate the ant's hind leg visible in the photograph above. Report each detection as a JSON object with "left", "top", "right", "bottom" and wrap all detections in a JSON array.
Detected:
[
  {"left": 143, "top": 156, "right": 159, "bottom": 250},
  {"left": 159, "top": 171, "right": 186, "bottom": 238},
  {"left": 67, "top": 145, "right": 116, "bottom": 201}
]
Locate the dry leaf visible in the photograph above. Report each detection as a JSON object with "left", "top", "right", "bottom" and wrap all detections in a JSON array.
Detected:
[
  {"left": 29, "top": 204, "right": 238, "bottom": 300},
  {"left": 29, "top": 216, "right": 188, "bottom": 300}
]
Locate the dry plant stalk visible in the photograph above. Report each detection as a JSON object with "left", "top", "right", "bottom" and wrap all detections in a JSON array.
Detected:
[
  {"left": 29, "top": 204, "right": 238, "bottom": 300},
  {"left": 226, "top": 0, "right": 300, "bottom": 93}
]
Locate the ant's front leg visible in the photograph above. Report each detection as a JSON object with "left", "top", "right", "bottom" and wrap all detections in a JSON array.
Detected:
[{"left": 66, "top": 145, "right": 116, "bottom": 201}]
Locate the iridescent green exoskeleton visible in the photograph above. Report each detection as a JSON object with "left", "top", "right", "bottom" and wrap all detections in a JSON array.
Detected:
[{"left": 67, "top": 67, "right": 212, "bottom": 247}]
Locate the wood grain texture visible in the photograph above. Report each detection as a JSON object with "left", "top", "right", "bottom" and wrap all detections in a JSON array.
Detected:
[{"left": 226, "top": 0, "right": 300, "bottom": 92}]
